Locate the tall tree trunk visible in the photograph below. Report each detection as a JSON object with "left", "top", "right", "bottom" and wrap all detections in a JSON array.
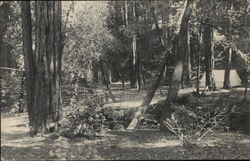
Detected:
[
  {"left": 21, "top": 1, "right": 36, "bottom": 133},
  {"left": 124, "top": 0, "right": 136, "bottom": 89},
  {"left": 161, "top": 0, "right": 171, "bottom": 86},
  {"left": 137, "top": 46, "right": 142, "bottom": 91},
  {"left": 223, "top": 4, "right": 233, "bottom": 89},
  {"left": 131, "top": 34, "right": 138, "bottom": 89},
  {"left": 130, "top": 0, "right": 138, "bottom": 89},
  {"left": 185, "top": 30, "right": 192, "bottom": 84},
  {"left": 203, "top": 19, "right": 216, "bottom": 91},
  {"left": 160, "top": 0, "right": 194, "bottom": 127},
  {"left": 196, "top": 44, "right": 200, "bottom": 93},
  {"left": 223, "top": 47, "right": 232, "bottom": 89},
  {"left": 196, "top": 21, "right": 203, "bottom": 93},
  {"left": 181, "top": 29, "right": 191, "bottom": 88},
  {"left": 124, "top": 0, "right": 129, "bottom": 27},
  {"left": 21, "top": 1, "right": 63, "bottom": 134},
  {"left": 196, "top": 34, "right": 201, "bottom": 93}
]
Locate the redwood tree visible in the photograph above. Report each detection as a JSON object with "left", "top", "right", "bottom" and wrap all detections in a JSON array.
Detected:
[
  {"left": 21, "top": 1, "right": 62, "bottom": 135},
  {"left": 160, "top": 0, "right": 194, "bottom": 126}
]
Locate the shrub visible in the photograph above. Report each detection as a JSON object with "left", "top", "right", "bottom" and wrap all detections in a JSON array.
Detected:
[{"left": 54, "top": 101, "right": 130, "bottom": 139}]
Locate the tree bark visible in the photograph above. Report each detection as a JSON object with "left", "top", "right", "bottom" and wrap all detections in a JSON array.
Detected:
[
  {"left": 160, "top": 0, "right": 194, "bottom": 127},
  {"left": 223, "top": 4, "right": 233, "bottom": 89},
  {"left": 21, "top": 1, "right": 63, "bottom": 134},
  {"left": 196, "top": 33, "right": 201, "bottom": 93},
  {"left": 196, "top": 21, "right": 203, "bottom": 93},
  {"left": 130, "top": 0, "right": 138, "bottom": 89},
  {"left": 182, "top": 29, "right": 191, "bottom": 86},
  {"left": 21, "top": 1, "right": 36, "bottom": 132},
  {"left": 131, "top": 34, "right": 138, "bottom": 88},
  {"left": 223, "top": 47, "right": 232, "bottom": 89},
  {"left": 203, "top": 19, "right": 216, "bottom": 91},
  {"left": 124, "top": 0, "right": 136, "bottom": 89},
  {"left": 196, "top": 44, "right": 200, "bottom": 93}
]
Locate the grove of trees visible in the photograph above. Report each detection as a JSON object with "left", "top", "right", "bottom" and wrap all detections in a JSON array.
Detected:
[{"left": 0, "top": 0, "right": 249, "bottom": 135}]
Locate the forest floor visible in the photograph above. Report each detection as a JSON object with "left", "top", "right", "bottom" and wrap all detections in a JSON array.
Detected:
[{"left": 1, "top": 87, "right": 250, "bottom": 160}]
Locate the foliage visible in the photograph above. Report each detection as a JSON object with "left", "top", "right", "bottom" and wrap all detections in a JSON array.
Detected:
[
  {"left": 54, "top": 99, "right": 130, "bottom": 139},
  {"left": 3, "top": 1, "right": 24, "bottom": 70},
  {"left": 0, "top": 70, "right": 24, "bottom": 113},
  {"left": 62, "top": 1, "right": 114, "bottom": 83},
  {"left": 106, "top": 0, "right": 187, "bottom": 82}
]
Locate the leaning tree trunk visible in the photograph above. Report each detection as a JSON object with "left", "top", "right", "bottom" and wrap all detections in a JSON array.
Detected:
[
  {"left": 21, "top": 1, "right": 63, "bottom": 134},
  {"left": 127, "top": 57, "right": 167, "bottom": 129},
  {"left": 203, "top": 19, "right": 216, "bottom": 91},
  {"left": 127, "top": 1, "right": 172, "bottom": 129},
  {"left": 160, "top": 0, "right": 194, "bottom": 127}
]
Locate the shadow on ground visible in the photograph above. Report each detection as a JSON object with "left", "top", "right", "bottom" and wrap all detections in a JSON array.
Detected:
[
  {"left": 95, "top": 129, "right": 250, "bottom": 160},
  {"left": 1, "top": 88, "right": 250, "bottom": 160}
]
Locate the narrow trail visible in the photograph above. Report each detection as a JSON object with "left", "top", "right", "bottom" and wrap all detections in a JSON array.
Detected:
[{"left": 1, "top": 113, "right": 55, "bottom": 160}]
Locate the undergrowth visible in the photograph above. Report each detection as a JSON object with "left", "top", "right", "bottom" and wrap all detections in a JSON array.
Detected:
[{"left": 52, "top": 99, "right": 131, "bottom": 139}]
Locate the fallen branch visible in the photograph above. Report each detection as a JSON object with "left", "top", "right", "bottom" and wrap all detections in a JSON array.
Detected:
[{"left": 198, "top": 113, "right": 231, "bottom": 141}]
